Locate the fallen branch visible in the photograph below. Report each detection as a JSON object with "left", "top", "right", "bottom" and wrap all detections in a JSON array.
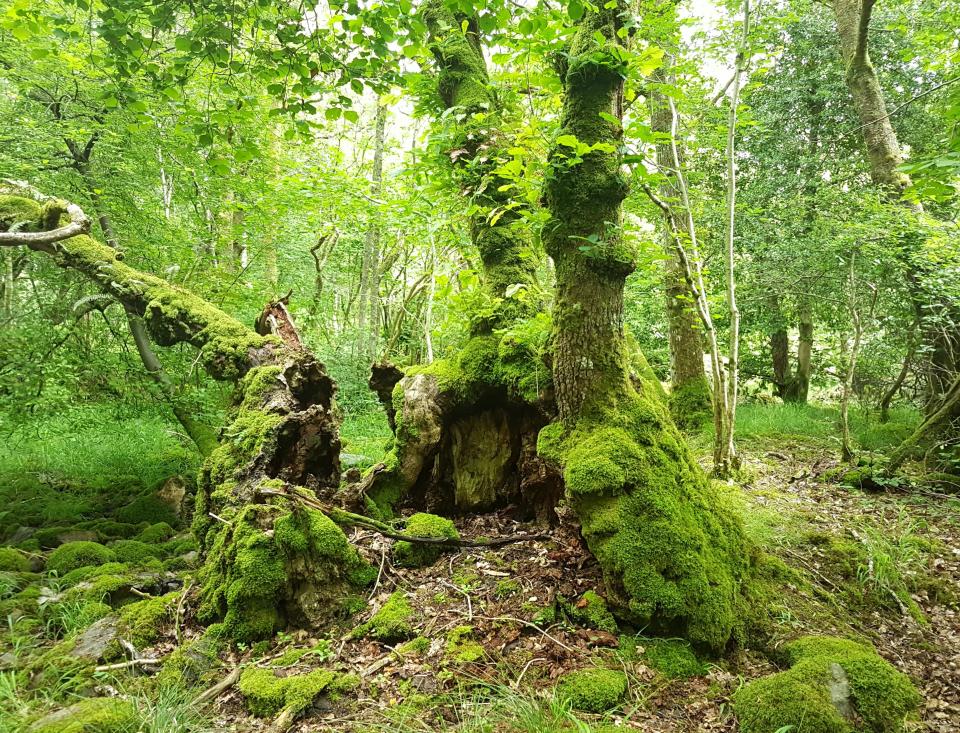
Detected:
[
  {"left": 94, "top": 658, "right": 161, "bottom": 672},
  {"left": 256, "top": 487, "right": 550, "bottom": 548},
  {"left": 191, "top": 666, "right": 241, "bottom": 707},
  {"left": 450, "top": 610, "right": 583, "bottom": 655},
  {"left": 0, "top": 181, "right": 91, "bottom": 248},
  {"left": 174, "top": 579, "right": 193, "bottom": 644}
]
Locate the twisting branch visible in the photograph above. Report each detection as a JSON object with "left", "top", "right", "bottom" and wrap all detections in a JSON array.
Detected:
[
  {"left": 854, "top": 0, "right": 877, "bottom": 67},
  {"left": 0, "top": 180, "right": 91, "bottom": 249}
]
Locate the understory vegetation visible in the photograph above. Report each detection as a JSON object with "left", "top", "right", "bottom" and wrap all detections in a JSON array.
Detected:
[{"left": 1, "top": 0, "right": 959, "bottom": 730}]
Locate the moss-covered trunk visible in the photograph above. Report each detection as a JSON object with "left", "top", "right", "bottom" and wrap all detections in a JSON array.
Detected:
[
  {"left": 537, "top": 4, "right": 748, "bottom": 650},
  {"left": 0, "top": 190, "right": 373, "bottom": 642},
  {"left": 363, "top": 2, "right": 561, "bottom": 519}
]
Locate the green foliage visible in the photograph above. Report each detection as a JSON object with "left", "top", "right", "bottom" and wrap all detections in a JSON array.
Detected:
[
  {"left": 46, "top": 542, "right": 116, "bottom": 576},
  {"left": 393, "top": 513, "right": 460, "bottom": 568},
  {"left": 554, "top": 669, "right": 628, "bottom": 713},
  {"left": 734, "top": 636, "right": 921, "bottom": 733}
]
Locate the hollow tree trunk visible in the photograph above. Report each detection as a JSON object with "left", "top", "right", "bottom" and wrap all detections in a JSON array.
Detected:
[
  {"left": 649, "top": 61, "right": 711, "bottom": 428},
  {"left": 0, "top": 188, "right": 373, "bottom": 643},
  {"left": 362, "top": 0, "right": 559, "bottom": 521},
  {"left": 537, "top": 4, "right": 748, "bottom": 650}
]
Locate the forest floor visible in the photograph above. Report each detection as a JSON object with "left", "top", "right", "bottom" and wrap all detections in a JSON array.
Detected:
[{"left": 0, "top": 404, "right": 958, "bottom": 732}]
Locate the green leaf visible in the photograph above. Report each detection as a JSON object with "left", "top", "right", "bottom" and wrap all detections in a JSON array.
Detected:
[
  {"left": 325, "top": 107, "right": 342, "bottom": 121},
  {"left": 568, "top": 0, "right": 584, "bottom": 21},
  {"left": 556, "top": 134, "right": 580, "bottom": 148}
]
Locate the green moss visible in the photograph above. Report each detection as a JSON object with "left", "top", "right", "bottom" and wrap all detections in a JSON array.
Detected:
[
  {"left": 555, "top": 668, "right": 628, "bottom": 713},
  {"left": 569, "top": 590, "right": 618, "bottom": 634},
  {"left": 110, "top": 539, "right": 163, "bottom": 565},
  {"left": 537, "top": 388, "right": 749, "bottom": 651},
  {"left": 393, "top": 513, "right": 460, "bottom": 568},
  {"left": 47, "top": 541, "right": 117, "bottom": 576},
  {"left": 0, "top": 546, "right": 30, "bottom": 572},
  {"left": 495, "top": 579, "right": 521, "bottom": 598},
  {"left": 445, "top": 625, "right": 484, "bottom": 663},
  {"left": 29, "top": 697, "right": 139, "bottom": 733},
  {"left": 34, "top": 526, "right": 72, "bottom": 549},
  {"left": 355, "top": 591, "right": 415, "bottom": 642},
  {"left": 197, "top": 503, "right": 373, "bottom": 643},
  {"left": 734, "top": 636, "right": 921, "bottom": 733},
  {"left": 643, "top": 638, "right": 707, "bottom": 679},
  {"left": 397, "top": 636, "right": 431, "bottom": 656},
  {"left": 61, "top": 562, "right": 129, "bottom": 587},
  {"left": 156, "top": 630, "right": 223, "bottom": 689},
  {"left": 238, "top": 666, "right": 357, "bottom": 718},
  {"left": 669, "top": 377, "right": 713, "bottom": 430},
  {"left": 137, "top": 522, "right": 175, "bottom": 543},
  {"left": 115, "top": 494, "right": 179, "bottom": 527},
  {"left": 118, "top": 591, "right": 179, "bottom": 647}
]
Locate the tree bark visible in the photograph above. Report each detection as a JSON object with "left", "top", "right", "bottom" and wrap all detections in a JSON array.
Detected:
[
  {"left": 358, "top": 102, "right": 387, "bottom": 358},
  {"left": 784, "top": 302, "right": 814, "bottom": 403}
]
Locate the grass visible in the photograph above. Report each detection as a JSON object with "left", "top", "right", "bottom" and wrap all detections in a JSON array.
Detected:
[
  {"left": 854, "top": 509, "right": 929, "bottom": 620},
  {"left": 695, "top": 402, "right": 919, "bottom": 452},
  {"left": 0, "top": 405, "right": 198, "bottom": 542},
  {"left": 362, "top": 683, "right": 626, "bottom": 733},
  {"left": 341, "top": 408, "right": 392, "bottom": 465}
]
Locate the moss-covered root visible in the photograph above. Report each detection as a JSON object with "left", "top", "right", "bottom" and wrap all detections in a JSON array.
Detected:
[
  {"left": 734, "top": 636, "right": 921, "bottom": 733},
  {"left": 196, "top": 504, "right": 374, "bottom": 642},
  {"left": 393, "top": 513, "right": 459, "bottom": 567},
  {"left": 538, "top": 386, "right": 749, "bottom": 651},
  {"left": 555, "top": 668, "right": 629, "bottom": 713}
]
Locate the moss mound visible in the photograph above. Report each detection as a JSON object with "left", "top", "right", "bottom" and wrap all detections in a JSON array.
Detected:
[
  {"left": 115, "top": 493, "right": 179, "bottom": 527},
  {"left": 355, "top": 591, "right": 415, "bottom": 642},
  {"left": 570, "top": 590, "right": 618, "bottom": 634},
  {"left": 118, "top": 591, "right": 179, "bottom": 647},
  {"left": 110, "top": 539, "right": 163, "bottom": 565},
  {"left": 393, "top": 513, "right": 460, "bottom": 567},
  {"left": 29, "top": 697, "right": 138, "bottom": 733},
  {"left": 643, "top": 638, "right": 707, "bottom": 679},
  {"left": 137, "top": 522, "right": 174, "bottom": 543},
  {"left": 47, "top": 541, "right": 117, "bottom": 576},
  {"left": 0, "top": 546, "right": 31, "bottom": 572},
  {"left": 238, "top": 666, "right": 357, "bottom": 718},
  {"left": 734, "top": 636, "right": 921, "bottom": 733},
  {"left": 555, "top": 668, "right": 628, "bottom": 713},
  {"left": 538, "top": 387, "right": 749, "bottom": 651}
]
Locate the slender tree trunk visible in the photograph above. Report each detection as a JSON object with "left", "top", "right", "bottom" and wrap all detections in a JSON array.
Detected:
[
  {"left": 359, "top": 102, "right": 387, "bottom": 358},
  {"left": 784, "top": 302, "right": 814, "bottom": 403},
  {"left": 879, "top": 335, "right": 915, "bottom": 421},
  {"left": 771, "top": 326, "right": 790, "bottom": 398},
  {"left": 649, "top": 60, "right": 711, "bottom": 427}
]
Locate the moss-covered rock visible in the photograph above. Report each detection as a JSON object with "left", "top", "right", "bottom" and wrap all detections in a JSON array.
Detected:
[
  {"left": 137, "top": 522, "right": 175, "bottom": 544},
  {"left": 28, "top": 697, "right": 138, "bottom": 733},
  {"left": 110, "top": 539, "right": 163, "bottom": 565},
  {"left": 734, "top": 636, "right": 921, "bottom": 733},
  {"left": 355, "top": 591, "right": 415, "bottom": 642},
  {"left": 47, "top": 541, "right": 116, "bottom": 576},
  {"left": 156, "top": 629, "right": 224, "bottom": 689},
  {"left": 393, "top": 513, "right": 460, "bottom": 568},
  {"left": 238, "top": 666, "right": 357, "bottom": 718},
  {"left": 555, "top": 668, "right": 629, "bottom": 713},
  {"left": 115, "top": 493, "right": 179, "bottom": 527},
  {"left": 118, "top": 591, "right": 180, "bottom": 647},
  {"left": 0, "top": 546, "right": 31, "bottom": 572}
]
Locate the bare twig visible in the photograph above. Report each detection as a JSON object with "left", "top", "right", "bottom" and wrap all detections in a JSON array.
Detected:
[
  {"left": 192, "top": 666, "right": 241, "bottom": 707},
  {"left": 94, "top": 658, "right": 161, "bottom": 672}
]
